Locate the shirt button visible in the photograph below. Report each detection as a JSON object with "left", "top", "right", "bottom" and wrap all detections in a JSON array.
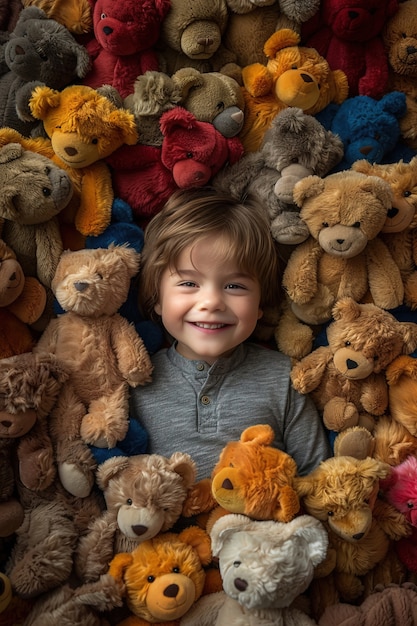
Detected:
[
  {"left": 196, "top": 363, "right": 205, "bottom": 371},
  {"left": 201, "top": 395, "right": 211, "bottom": 405}
]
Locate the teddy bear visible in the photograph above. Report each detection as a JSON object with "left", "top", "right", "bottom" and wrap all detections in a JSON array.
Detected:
[
  {"left": 81, "top": 0, "right": 170, "bottom": 99},
  {"left": 290, "top": 297, "right": 417, "bottom": 435},
  {"left": 315, "top": 92, "right": 416, "bottom": 171},
  {"left": 239, "top": 28, "right": 349, "bottom": 153},
  {"left": 295, "top": 455, "right": 411, "bottom": 619},
  {"left": 108, "top": 106, "right": 244, "bottom": 223},
  {"left": 213, "top": 106, "right": 344, "bottom": 247},
  {"left": 156, "top": 0, "right": 241, "bottom": 80},
  {"left": 0, "top": 7, "right": 91, "bottom": 138},
  {"left": 276, "top": 169, "right": 405, "bottom": 359},
  {"left": 23, "top": 83, "right": 139, "bottom": 248},
  {"left": 385, "top": 354, "right": 417, "bottom": 437},
  {"left": 301, "top": 0, "right": 399, "bottom": 99},
  {"left": 351, "top": 157, "right": 417, "bottom": 310},
  {"left": 21, "top": 0, "right": 92, "bottom": 35},
  {"left": 383, "top": 0, "right": 417, "bottom": 150},
  {"left": 0, "top": 238, "right": 46, "bottom": 359},
  {"left": 33, "top": 245, "right": 154, "bottom": 499},
  {"left": 0, "top": 351, "right": 69, "bottom": 539},
  {"left": 181, "top": 512, "right": 328, "bottom": 626},
  {"left": 108, "top": 526, "right": 213, "bottom": 625},
  {"left": 75, "top": 452, "right": 198, "bottom": 583}
]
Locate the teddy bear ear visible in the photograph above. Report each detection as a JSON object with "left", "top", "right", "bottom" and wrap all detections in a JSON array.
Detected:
[
  {"left": 107, "top": 243, "right": 141, "bottom": 278},
  {"left": 359, "top": 175, "right": 392, "bottom": 209},
  {"left": 168, "top": 452, "right": 197, "bottom": 489},
  {"left": 263, "top": 28, "right": 301, "bottom": 59},
  {"left": 210, "top": 513, "right": 260, "bottom": 556},
  {"left": 292, "top": 174, "right": 325, "bottom": 207},
  {"left": 0, "top": 142, "right": 24, "bottom": 163},
  {"left": 108, "top": 552, "right": 134, "bottom": 585},
  {"left": 331, "top": 297, "right": 362, "bottom": 322},
  {"left": 160, "top": 107, "right": 197, "bottom": 134},
  {"left": 386, "top": 354, "right": 417, "bottom": 386},
  {"left": 178, "top": 526, "right": 212, "bottom": 566},
  {"left": 96, "top": 456, "right": 132, "bottom": 490},
  {"left": 107, "top": 110, "right": 139, "bottom": 146},
  {"left": 172, "top": 67, "right": 204, "bottom": 99},
  {"left": 289, "top": 516, "right": 329, "bottom": 567},
  {"left": 399, "top": 322, "right": 417, "bottom": 355},
  {"left": 29, "top": 85, "right": 61, "bottom": 120},
  {"left": 240, "top": 424, "right": 274, "bottom": 446}
]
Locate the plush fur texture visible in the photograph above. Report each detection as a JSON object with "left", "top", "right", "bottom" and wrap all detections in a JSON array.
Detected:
[
  {"left": 301, "top": 0, "right": 399, "bottom": 98},
  {"left": 108, "top": 527, "right": 212, "bottom": 623},
  {"left": 290, "top": 297, "right": 417, "bottom": 434},
  {"left": 21, "top": 0, "right": 92, "bottom": 34},
  {"left": 75, "top": 453, "right": 197, "bottom": 583},
  {"left": 386, "top": 354, "right": 417, "bottom": 437},
  {"left": 214, "top": 106, "right": 344, "bottom": 246},
  {"left": 276, "top": 170, "right": 405, "bottom": 359},
  {"left": 239, "top": 28, "right": 349, "bottom": 152},
  {"left": 295, "top": 455, "right": 410, "bottom": 619},
  {"left": 34, "top": 245, "right": 153, "bottom": 499},
  {"left": 0, "top": 7, "right": 91, "bottom": 137},
  {"left": 181, "top": 513, "right": 328, "bottom": 626},
  {"left": 0, "top": 239, "right": 46, "bottom": 359}
]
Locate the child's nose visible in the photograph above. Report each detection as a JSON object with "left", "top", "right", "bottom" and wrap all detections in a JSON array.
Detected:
[{"left": 198, "top": 287, "right": 226, "bottom": 311}]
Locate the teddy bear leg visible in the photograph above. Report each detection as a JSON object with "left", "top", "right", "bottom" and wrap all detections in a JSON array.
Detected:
[
  {"left": 322, "top": 397, "right": 359, "bottom": 432},
  {"left": 360, "top": 547, "right": 406, "bottom": 601},
  {"left": 333, "top": 426, "right": 375, "bottom": 459},
  {"left": 80, "top": 384, "right": 129, "bottom": 449},
  {"left": 275, "top": 303, "right": 314, "bottom": 360}
]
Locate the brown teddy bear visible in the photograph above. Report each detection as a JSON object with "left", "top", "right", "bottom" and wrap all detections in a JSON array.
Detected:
[
  {"left": 276, "top": 169, "right": 405, "bottom": 359},
  {"left": 75, "top": 452, "right": 198, "bottom": 583},
  {"left": 0, "top": 351, "right": 68, "bottom": 538},
  {"left": 295, "top": 455, "right": 411, "bottom": 620},
  {"left": 34, "top": 245, "right": 153, "bottom": 499},
  {"left": 290, "top": 297, "right": 417, "bottom": 435},
  {"left": 385, "top": 354, "right": 417, "bottom": 437}
]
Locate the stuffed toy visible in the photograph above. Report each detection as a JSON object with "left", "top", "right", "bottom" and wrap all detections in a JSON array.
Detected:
[
  {"left": 385, "top": 354, "right": 417, "bottom": 437},
  {"left": 301, "top": 0, "right": 399, "bottom": 99},
  {"left": 108, "top": 106, "right": 244, "bottom": 222},
  {"left": 0, "top": 7, "right": 91, "bottom": 138},
  {"left": 33, "top": 245, "right": 154, "bottom": 499},
  {"left": 290, "top": 297, "right": 417, "bottom": 435},
  {"left": 21, "top": 0, "right": 92, "bottom": 34},
  {"left": 172, "top": 67, "right": 245, "bottom": 138},
  {"left": 223, "top": 0, "right": 321, "bottom": 68},
  {"left": 108, "top": 526, "right": 212, "bottom": 625},
  {"left": 239, "top": 28, "right": 349, "bottom": 152},
  {"left": 26, "top": 84, "right": 139, "bottom": 245},
  {"left": 276, "top": 170, "right": 405, "bottom": 359},
  {"left": 0, "top": 238, "right": 46, "bottom": 359},
  {"left": 295, "top": 455, "right": 410, "bottom": 619},
  {"left": 75, "top": 452, "right": 197, "bottom": 583},
  {"left": 316, "top": 93, "right": 416, "bottom": 171},
  {"left": 156, "top": 0, "right": 240, "bottom": 80},
  {"left": 379, "top": 455, "right": 417, "bottom": 574},
  {"left": 81, "top": 0, "right": 170, "bottom": 98},
  {"left": 181, "top": 512, "right": 328, "bottom": 626},
  {"left": 214, "top": 106, "right": 344, "bottom": 246},
  {"left": 318, "top": 582, "right": 417, "bottom": 626},
  {"left": 352, "top": 157, "right": 417, "bottom": 310},
  {"left": 383, "top": 0, "right": 417, "bottom": 149},
  {"left": 0, "top": 351, "right": 68, "bottom": 538}
]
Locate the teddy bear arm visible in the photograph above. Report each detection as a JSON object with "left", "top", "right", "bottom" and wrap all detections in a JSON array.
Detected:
[
  {"left": 75, "top": 513, "right": 118, "bottom": 582},
  {"left": 282, "top": 239, "right": 322, "bottom": 303},
  {"left": 182, "top": 478, "right": 217, "bottom": 518},
  {"left": 242, "top": 64, "right": 274, "bottom": 97},
  {"left": 111, "top": 315, "right": 153, "bottom": 386},
  {"left": 17, "top": 419, "right": 55, "bottom": 491},
  {"left": 366, "top": 239, "right": 405, "bottom": 309},
  {"left": 7, "top": 276, "right": 47, "bottom": 324},
  {"left": 75, "top": 163, "right": 113, "bottom": 236},
  {"left": 290, "top": 346, "right": 333, "bottom": 394},
  {"left": 34, "top": 220, "right": 64, "bottom": 287},
  {"left": 372, "top": 499, "right": 412, "bottom": 541},
  {"left": 34, "top": 317, "right": 59, "bottom": 354},
  {"left": 358, "top": 39, "right": 389, "bottom": 98},
  {"left": 360, "top": 376, "right": 388, "bottom": 416}
]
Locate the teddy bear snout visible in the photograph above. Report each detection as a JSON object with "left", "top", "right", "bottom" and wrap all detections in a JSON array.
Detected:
[
  {"left": 221, "top": 478, "right": 233, "bottom": 489},
  {"left": 131, "top": 524, "right": 149, "bottom": 537},
  {"left": 197, "top": 37, "right": 214, "bottom": 49},
  {"left": 234, "top": 577, "right": 248, "bottom": 591},
  {"left": 64, "top": 146, "right": 78, "bottom": 157},
  {"left": 74, "top": 281, "right": 89, "bottom": 292}
]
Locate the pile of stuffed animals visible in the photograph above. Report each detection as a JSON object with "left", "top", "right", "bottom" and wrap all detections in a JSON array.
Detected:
[{"left": 4, "top": 0, "right": 417, "bottom": 624}]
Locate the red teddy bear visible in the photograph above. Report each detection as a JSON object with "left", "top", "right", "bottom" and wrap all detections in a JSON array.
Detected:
[
  {"left": 83, "top": 0, "right": 171, "bottom": 98},
  {"left": 301, "top": 0, "right": 399, "bottom": 99}
]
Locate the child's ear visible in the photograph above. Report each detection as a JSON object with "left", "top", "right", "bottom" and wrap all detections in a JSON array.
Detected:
[
  {"left": 257, "top": 308, "right": 263, "bottom": 320},
  {"left": 154, "top": 302, "right": 162, "bottom": 316}
]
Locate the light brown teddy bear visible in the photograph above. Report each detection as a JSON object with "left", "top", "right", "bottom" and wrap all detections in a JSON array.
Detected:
[
  {"left": 75, "top": 452, "right": 197, "bottom": 583},
  {"left": 290, "top": 297, "right": 417, "bottom": 435},
  {"left": 34, "top": 245, "right": 153, "bottom": 499},
  {"left": 295, "top": 455, "right": 411, "bottom": 620},
  {"left": 239, "top": 28, "right": 349, "bottom": 152},
  {"left": 276, "top": 169, "right": 404, "bottom": 360},
  {"left": 385, "top": 354, "right": 417, "bottom": 438}
]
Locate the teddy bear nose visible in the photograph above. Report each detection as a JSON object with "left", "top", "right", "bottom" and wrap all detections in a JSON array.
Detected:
[
  {"left": 197, "top": 37, "right": 213, "bottom": 47},
  {"left": 387, "top": 207, "right": 399, "bottom": 218},
  {"left": 74, "top": 281, "right": 89, "bottom": 292},
  {"left": 103, "top": 26, "right": 113, "bottom": 35},
  {"left": 221, "top": 478, "right": 233, "bottom": 490},
  {"left": 164, "top": 584, "right": 179, "bottom": 598},
  {"left": 300, "top": 73, "right": 314, "bottom": 84},
  {"left": 352, "top": 532, "right": 365, "bottom": 540},
  {"left": 0, "top": 420, "right": 11, "bottom": 428},
  {"left": 346, "top": 359, "right": 358, "bottom": 370},
  {"left": 15, "top": 45, "right": 25, "bottom": 55},
  {"left": 8, "top": 271, "right": 17, "bottom": 283},
  {"left": 131, "top": 524, "right": 148, "bottom": 536},
  {"left": 234, "top": 577, "right": 248, "bottom": 591}
]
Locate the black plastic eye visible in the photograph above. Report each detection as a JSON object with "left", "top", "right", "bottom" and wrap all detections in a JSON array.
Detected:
[
  {"left": 328, "top": 511, "right": 334, "bottom": 517},
  {"left": 126, "top": 498, "right": 132, "bottom": 505},
  {"left": 345, "top": 341, "right": 351, "bottom": 346},
  {"left": 407, "top": 502, "right": 414, "bottom": 509},
  {"left": 352, "top": 222, "right": 361, "bottom": 228},
  {"left": 172, "top": 567, "right": 180, "bottom": 573},
  {"left": 404, "top": 190, "right": 411, "bottom": 197},
  {"left": 216, "top": 102, "right": 225, "bottom": 111},
  {"left": 322, "top": 222, "right": 329, "bottom": 228},
  {"left": 42, "top": 187, "right": 52, "bottom": 197},
  {"left": 92, "top": 138, "right": 98, "bottom": 145},
  {"left": 147, "top": 575, "right": 155, "bottom": 582},
  {"left": 233, "top": 561, "right": 241, "bottom": 567},
  {"left": 186, "top": 152, "right": 193, "bottom": 158}
]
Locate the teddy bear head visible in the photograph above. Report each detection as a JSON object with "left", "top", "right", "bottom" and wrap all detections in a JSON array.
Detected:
[
  {"left": 0, "top": 239, "right": 29, "bottom": 309},
  {"left": 319, "top": 0, "right": 399, "bottom": 42},
  {"left": 383, "top": 0, "right": 417, "bottom": 77},
  {"left": 28, "top": 84, "right": 138, "bottom": 169},
  {"left": 210, "top": 512, "right": 328, "bottom": 609},
  {"left": 96, "top": 452, "right": 197, "bottom": 544},
  {"left": 51, "top": 244, "right": 140, "bottom": 317},
  {"left": 352, "top": 157, "right": 417, "bottom": 234},
  {"left": 325, "top": 297, "right": 417, "bottom": 378},
  {"left": 160, "top": 107, "right": 244, "bottom": 188},
  {"left": 292, "top": 170, "right": 392, "bottom": 257},
  {"left": 379, "top": 455, "right": 417, "bottom": 527},
  {"left": 4, "top": 7, "right": 91, "bottom": 88},
  {"left": 0, "top": 142, "right": 73, "bottom": 225},
  {"left": 295, "top": 455, "right": 391, "bottom": 541},
  {"left": 89, "top": 0, "right": 170, "bottom": 56},
  {"left": 109, "top": 526, "right": 212, "bottom": 622},
  {"left": 161, "top": 0, "right": 229, "bottom": 60},
  {"left": 211, "top": 424, "right": 300, "bottom": 522},
  {"left": 172, "top": 67, "right": 245, "bottom": 137},
  {"left": 385, "top": 354, "right": 417, "bottom": 437}
]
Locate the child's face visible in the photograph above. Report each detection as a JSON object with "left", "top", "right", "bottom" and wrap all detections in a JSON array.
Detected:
[{"left": 154, "top": 236, "right": 263, "bottom": 364}]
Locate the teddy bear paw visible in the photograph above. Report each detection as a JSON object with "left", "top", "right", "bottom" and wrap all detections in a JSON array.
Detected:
[
  {"left": 58, "top": 462, "right": 94, "bottom": 498},
  {"left": 271, "top": 212, "right": 310, "bottom": 245},
  {"left": 323, "top": 399, "right": 359, "bottom": 432},
  {"left": 80, "top": 412, "right": 129, "bottom": 449}
]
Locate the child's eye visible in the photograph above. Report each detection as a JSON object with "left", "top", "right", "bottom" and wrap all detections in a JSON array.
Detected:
[
  {"left": 179, "top": 281, "right": 197, "bottom": 288},
  {"left": 225, "top": 283, "right": 246, "bottom": 290}
]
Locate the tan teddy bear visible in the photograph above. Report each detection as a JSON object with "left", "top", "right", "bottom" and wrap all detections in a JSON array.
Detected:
[{"left": 34, "top": 245, "right": 153, "bottom": 499}]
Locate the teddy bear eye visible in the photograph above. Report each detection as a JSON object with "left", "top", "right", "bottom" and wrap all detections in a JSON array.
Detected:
[
  {"left": 147, "top": 575, "right": 155, "bottom": 583},
  {"left": 327, "top": 511, "right": 334, "bottom": 517},
  {"left": 92, "top": 138, "right": 98, "bottom": 145},
  {"left": 42, "top": 187, "right": 52, "bottom": 197},
  {"left": 407, "top": 502, "right": 414, "bottom": 509},
  {"left": 345, "top": 341, "right": 351, "bottom": 346},
  {"left": 172, "top": 567, "right": 180, "bottom": 573},
  {"left": 404, "top": 190, "right": 411, "bottom": 198},
  {"left": 322, "top": 222, "right": 329, "bottom": 228},
  {"left": 100, "top": 12, "right": 107, "bottom": 19},
  {"left": 352, "top": 222, "right": 361, "bottom": 228},
  {"left": 186, "top": 152, "right": 193, "bottom": 158},
  {"left": 126, "top": 498, "right": 132, "bottom": 505},
  {"left": 233, "top": 561, "right": 241, "bottom": 567},
  {"left": 216, "top": 102, "right": 225, "bottom": 112}
]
